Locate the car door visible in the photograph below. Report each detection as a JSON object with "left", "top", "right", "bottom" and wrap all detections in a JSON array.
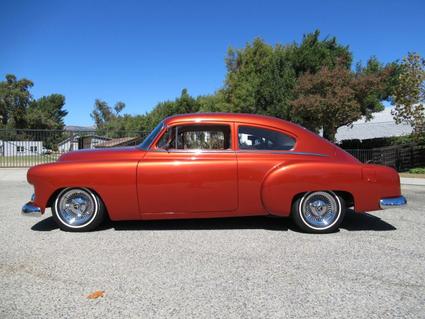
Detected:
[
  {"left": 137, "top": 122, "right": 238, "bottom": 215},
  {"left": 235, "top": 123, "right": 297, "bottom": 214}
]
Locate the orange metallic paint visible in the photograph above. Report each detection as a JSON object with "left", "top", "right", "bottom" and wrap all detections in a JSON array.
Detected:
[{"left": 26, "top": 113, "right": 402, "bottom": 221}]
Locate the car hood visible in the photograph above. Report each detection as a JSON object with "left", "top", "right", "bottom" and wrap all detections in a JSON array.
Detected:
[{"left": 58, "top": 147, "right": 146, "bottom": 162}]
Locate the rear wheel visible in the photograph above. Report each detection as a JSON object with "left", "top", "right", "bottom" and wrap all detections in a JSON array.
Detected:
[
  {"left": 52, "top": 188, "right": 105, "bottom": 232},
  {"left": 292, "top": 191, "right": 345, "bottom": 233}
]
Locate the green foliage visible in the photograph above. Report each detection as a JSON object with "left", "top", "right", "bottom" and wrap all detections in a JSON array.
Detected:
[
  {"left": 354, "top": 57, "right": 399, "bottom": 119},
  {"left": 224, "top": 38, "right": 296, "bottom": 119},
  {"left": 290, "top": 58, "right": 397, "bottom": 141},
  {"left": 0, "top": 74, "right": 33, "bottom": 128},
  {"left": 90, "top": 99, "right": 146, "bottom": 136},
  {"left": 392, "top": 131, "right": 425, "bottom": 145},
  {"left": 391, "top": 52, "right": 425, "bottom": 135},
  {"left": 340, "top": 132, "right": 425, "bottom": 149},
  {"left": 141, "top": 89, "right": 202, "bottom": 131},
  {"left": 287, "top": 30, "right": 352, "bottom": 75},
  {"left": 0, "top": 74, "right": 67, "bottom": 130},
  {"left": 291, "top": 64, "right": 361, "bottom": 141},
  {"left": 0, "top": 29, "right": 400, "bottom": 145},
  {"left": 84, "top": 30, "right": 403, "bottom": 141},
  {"left": 221, "top": 31, "right": 396, "bottom": 141},
  {"left": 409, "top": 167, "right": 425, "bottom": 174},
  {"left": 27, "top": 94, "right": 68, "bottom": 130}
]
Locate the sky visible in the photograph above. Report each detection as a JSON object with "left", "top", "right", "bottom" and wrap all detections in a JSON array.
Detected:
[{"left": 1, "top": 0, "right": 424, "bottom": 126}]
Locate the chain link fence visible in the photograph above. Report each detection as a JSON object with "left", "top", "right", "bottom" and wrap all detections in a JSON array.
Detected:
[{"left": 0, "top": 129, "right": 148, "bottom": 167}]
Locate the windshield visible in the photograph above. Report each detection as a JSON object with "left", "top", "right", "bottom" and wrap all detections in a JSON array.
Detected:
[{"left": 138, "top": 121, "right": 164, "bottom": 150}]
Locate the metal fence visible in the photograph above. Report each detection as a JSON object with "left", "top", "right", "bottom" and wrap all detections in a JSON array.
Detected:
[
  {"left": 345, "top": 144, "right": 425, "bottom": 171},
  {"left": 0, "top": 129, "right": 148, "bottom": 167},
  {"left": 1, "top": 128, "right": 424, "bottom": 170}
]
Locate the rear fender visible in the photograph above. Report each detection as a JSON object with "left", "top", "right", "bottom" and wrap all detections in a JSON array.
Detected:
[{"left": 261, "top": 162, "right": 363, "bottom": 216}]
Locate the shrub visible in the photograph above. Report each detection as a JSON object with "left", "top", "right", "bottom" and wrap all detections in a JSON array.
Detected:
[{"left": 408, "top": 167, "right": 425, "bottom": 174}]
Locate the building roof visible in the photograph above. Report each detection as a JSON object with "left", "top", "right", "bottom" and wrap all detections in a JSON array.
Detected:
[
  {"left": 58, "top": 134, "right": 110, "bottom": 146},
  {"left": 94, "top": 136, "right": 140, "bottom": 148},
  {"left": 335, "top": 107, "right": 413, "bottom": 142}
]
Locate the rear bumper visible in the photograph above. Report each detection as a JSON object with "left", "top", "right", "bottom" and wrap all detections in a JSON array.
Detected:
[
  {"left": 380, "top": 196, "right": 407, "bottom": 209},
  {"left": 22, "top": 201, "right": 41, "bottom": 217}
]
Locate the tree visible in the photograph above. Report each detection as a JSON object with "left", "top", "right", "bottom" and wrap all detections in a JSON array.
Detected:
[
  {"left": 27, "top": 94, "right": 68, "bottom": 130},
  {"left": 222, "top": 31, "right": 396, "bottom": 141},
  {"left": 0, "top": 74, "right": 67, "bottom": 130},
  {"left": 288, "top": 29, "right": 352, "bottom": 75},
  {"left": 85, "top": 30, "right": 401, "bottom": 143},
  {"left": 290, "top": 59, "right": 396, "bottom": 142},
  {"left": 291, "top": 65, "right": 361, "bottom": 141},
  {"left": 391, "top": 53, "right": 425, "bottom": 134},
  {"left": 0, "top": 74, "right": 33, "bottom": 128},
  {"left": 197, "top": 91, "right": 230, "bottom": 112},
  {"left": 90, "top": 100, "right": 151, "bottom": 136},
  {"left": 222, "top": 31, "right": 354, "bottom": 122},
  {"left": 354, "top": 57, "right": 400, "bottom": 120},
  {"left": 143, "top": 89, "right": 201, "bottom": 131},
  {"left": 224, "top": 38, "right": 296, "bottom": 119},
  {"left": 90, "top": 99, "right": 126, "bottom": 129}
]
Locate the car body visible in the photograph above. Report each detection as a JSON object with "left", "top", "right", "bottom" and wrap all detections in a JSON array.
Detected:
[{"left": 22, "top": 113, "right": 407, "bottom": 233}]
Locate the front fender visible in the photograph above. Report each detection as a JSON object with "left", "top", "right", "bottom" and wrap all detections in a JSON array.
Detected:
[{"left": 27, "top": 160, "right": 140, "bottom": 220}]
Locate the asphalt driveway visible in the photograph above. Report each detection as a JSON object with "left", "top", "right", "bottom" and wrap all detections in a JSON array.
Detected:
[{"left": 0, "top": 176, "right": 424, "bottom": 318}]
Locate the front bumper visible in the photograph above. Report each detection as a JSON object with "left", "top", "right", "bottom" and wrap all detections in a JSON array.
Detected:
[
  {"left": 380, "top": 196, "right": 407, "bottom": 209},
  {"left": 22, "top": 195, "right": 42, "bottom": 217}
]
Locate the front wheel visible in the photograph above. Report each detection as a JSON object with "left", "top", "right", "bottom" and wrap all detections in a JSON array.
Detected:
[
  {"left": 52, "top": 188, "right": 106, "bottom": 232},
  {"left": 292, "top": 191, "right": 345, "bottom": 233}
]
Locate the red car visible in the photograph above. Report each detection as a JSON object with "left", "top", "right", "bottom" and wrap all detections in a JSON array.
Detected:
[{"left": 22, "top": 113, "right": 406, "bottom": 233}]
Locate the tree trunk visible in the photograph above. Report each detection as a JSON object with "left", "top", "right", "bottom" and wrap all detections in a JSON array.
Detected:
[{"left": 323, "top": 126, "right": 337, "bottom": 142}]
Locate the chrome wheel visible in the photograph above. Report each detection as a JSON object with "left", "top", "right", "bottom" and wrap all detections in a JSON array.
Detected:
[
  {"left": 299, "top": 191, "right": 341, "bottom": 230},
  {"left": 55, "top": 188, "right": 98, "bottom": 228}
]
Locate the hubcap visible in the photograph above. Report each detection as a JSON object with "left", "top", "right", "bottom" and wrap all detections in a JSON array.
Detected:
[
  {"left": 57, "top": 189, "right": 96, "bottom": 227},
  {"left": 301, "top": 192, "right": 340, "bottom": 229}
]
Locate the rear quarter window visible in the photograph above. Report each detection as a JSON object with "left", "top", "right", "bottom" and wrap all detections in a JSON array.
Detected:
[{"left": 238, "top": 126, "right": 295, "bottom": 151}]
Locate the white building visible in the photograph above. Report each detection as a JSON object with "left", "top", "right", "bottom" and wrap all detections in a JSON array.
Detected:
[
  {"left": 0, "top": 140, "right": 44, "bottom": 157},
  {"left": 57, "top": 135, "right": 111, "bottom": 153},
  {"left": 335, "top": 107, "right": 414, "bottom": 143}
]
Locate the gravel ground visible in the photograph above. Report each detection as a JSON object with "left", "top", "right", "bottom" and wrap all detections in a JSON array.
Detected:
[{"left": 0, "top": 180, "right": 424, "bottom": 318}]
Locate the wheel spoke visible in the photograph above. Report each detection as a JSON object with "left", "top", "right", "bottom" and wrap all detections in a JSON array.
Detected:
[
  {"left": 57, "top": 189, "right": 96, "bottom": 227},
  {"left": 301, "top": 192, "right": 340, "bottom": 229}
]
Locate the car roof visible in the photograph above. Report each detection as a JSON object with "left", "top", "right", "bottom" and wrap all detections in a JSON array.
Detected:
[{"left": 164, "top": 112, "right": 303, "bottom": 131}]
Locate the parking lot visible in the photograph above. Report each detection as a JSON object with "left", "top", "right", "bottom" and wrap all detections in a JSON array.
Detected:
[{"left": 0, "top": 173, "right": 424, "bottom": 318}]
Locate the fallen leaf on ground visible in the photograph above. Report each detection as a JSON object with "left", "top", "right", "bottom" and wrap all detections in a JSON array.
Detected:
[{"left": 87, "top": 290, "right": 105, "bottom": 299}]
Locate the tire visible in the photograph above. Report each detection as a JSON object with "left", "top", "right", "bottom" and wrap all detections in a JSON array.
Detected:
[
  {"left": 291, "top": 191, "right": 345, "bottom": 234},
  {"left": 52, "top": 187, "right": 106, "bottom": 232}
]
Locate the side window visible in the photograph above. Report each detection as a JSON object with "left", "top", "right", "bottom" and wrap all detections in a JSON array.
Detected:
[
  {"left": 238, "top": 126, "right": 295, "bottom": 151},
  {"left": 157, "top": 125, "right": 231, "bottom": 150}
]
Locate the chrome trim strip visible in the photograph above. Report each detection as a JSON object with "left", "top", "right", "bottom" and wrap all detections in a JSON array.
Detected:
[
  {"left": 21, "top": 201, "right": 41, "bottom": 217},
  {"left": 149, "top": 149, "right": 326, "bottom": 156},
  {"left": 379, "top": 196, "right": 407, "bottom": 209},
  {"left": 151, "top": 149, "right": 235, "bottom": 153},
  {"left": 236, "top": 150, "right": 327, "bottom": 157}
]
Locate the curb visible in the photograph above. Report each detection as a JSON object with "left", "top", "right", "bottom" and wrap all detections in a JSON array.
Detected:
[{"left": 400, "top": 177, "right": 425, "bottom": 186}]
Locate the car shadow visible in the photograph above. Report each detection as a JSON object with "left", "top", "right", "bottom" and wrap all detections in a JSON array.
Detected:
[
  {"left": 341, "top": 209, "right": 396, "bottom": 231},
  {"left": 31, "top": 216, "right": 291, "bottom": 232},
  {"left": 31, "top": 210, "right": 396, "bottom": 232}
]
